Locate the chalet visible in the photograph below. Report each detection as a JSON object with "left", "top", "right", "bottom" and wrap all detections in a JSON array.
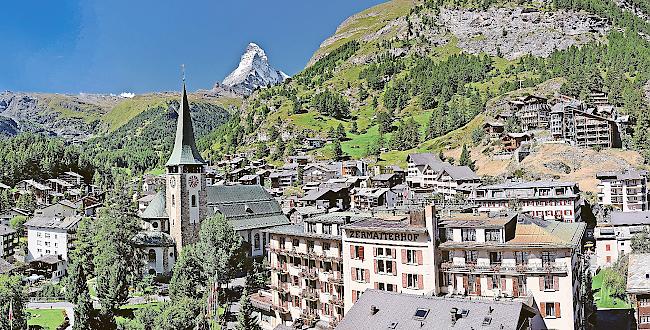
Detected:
[
  {"left": 406, "top": 153, "right": 446, "bottom": 190},
  {"left": 239, "top": 174, "right": 262, "bottom": 186},
  {"left": 15, "top": 180, "right": 50, "bottom": 205},
  {"left": 304, "top": 137, "right": 328, "bottom": 149},
  {"left": 627, "top": 253, "right": 650, "bottom": 330},
  {"left": 510, "top": 95, "right": 551, "bottom": 130},
  {"left": 303, "top": 163, "right": 339, "bottom": 183},
  {"left": 228, "top": 167, "right": 251, "bottom": 183},
  {"left": 28, "top": 254, "right": 67, "bottom": 282},
  {"left": 433, "top": 165, "right": 480, "bottom": 200},
  {"left": 60, "top": 171, "right": 84, "bottom": 187},
  {"left": 502, "top": 132, "right": 533, "bottom": 152},
  {"left": 370, "top": 173, "right": 402, "bottom": 188},
  {"left": 300, "top": 187, "right": 350, "bottom": 210},
  {"left": 351, "top": 187, "right": 397, "bottom": 210},
  {"left": 270, "top": 170, "right": 298, "bottom": 189},
  {"left": 483, "top": 121, "right": 505, "bottom": 138}
]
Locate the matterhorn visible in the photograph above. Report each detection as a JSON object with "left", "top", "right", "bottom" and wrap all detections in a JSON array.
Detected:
[{"left": 218, "top": 42, "right": 289, "bottom": 96}]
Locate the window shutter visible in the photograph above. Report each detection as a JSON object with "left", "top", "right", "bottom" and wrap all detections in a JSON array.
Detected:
[
  {"left": 373, "top": 247, "right": 377, "bottom": 257},
  {"left": 416, "top": 250, "right": 423, "bottom": 265},
  {"left": 392, "top": 248, "right": 396, "bottom": 258},
  {"left": 392, "top": 261, "right": 397, "bottom": 276},
  {"left": 401, "top": 249, "right": 407, "bottom": 264},
  {"left": 539, "top": 276, "right": 544, "bottom": 289},
  {"left": 350, "top": 245, "right": 355, "bottom": 258},
  {"left": 501, "top": 277, "right": 507, "bottom": 291},
  {"left": 476, "top": 276, "right": 481, "bottom": 295},
  {"left": 359, "top": 246, "right": 365, "bottom": 260},
  {"left": 418, "top": 275, "right": 424, "bottom": 290},
  {"left": 513, "top": 277, "right": 519, "bottom": 297},
  {"left": 365, "top": 269, "right": 370, "bottom": 283},
  {"left": 463, "top": 275, "right": 469, "bottom": 291},
  {"left": 351, "top": 268, "right": 357, "bottom": 281},
  {"left": 555, "top": 302, "right": 561, "bottom": 318},
  {"left": 374, "top": 282, "right": 379, "bottom": 290},
  {"left": 402, "top": 273, "right": 407, "bottom": 288},
  {"left": 553, "top": 276, "right": 559, "bottom": 291},
  {"left": 330, "top": 284, "right": 335, "bottom": 295},
  {"left": 352, "top": 290, "right": 357, "bottom": 303},
  {"left": 540, "top": 302, "right": 546, "bottom": 318},
  {"left": 374, "top": 260, "right": 378, "bottom": 273}
]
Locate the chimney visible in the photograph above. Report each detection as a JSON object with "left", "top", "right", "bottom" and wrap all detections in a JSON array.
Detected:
[{"left": 370, "top": 305, "right": 379, "bottom": 315}]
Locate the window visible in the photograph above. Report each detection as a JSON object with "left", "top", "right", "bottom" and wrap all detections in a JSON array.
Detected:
[
  {"left": 606, "top": 256, "right": 611, "bottom": 263},
  {"left": 485, "top": 229, "right": 500, "bottom": 242},
  {"left": 406, "top": 249, "right": 416, "bottom": 264},
  {"left": 148, "top": 249, "right": 156, "bottom": 263},
  {"left": 307, "top": 223, "right": 316, "bottom": 233},
  {"left": 491, "top": 275, "right": 499, "bottom": 289},
  {"left": 323, "top": 242, "right": 330, "bottom": 251},
  {"left": 293, "top": 239, "right": 299, "bottom": 249},
  {"left": 307, "top": 240, "right": 315, "bottom": 253},
  {"left": 515, "top": 251, "right": 529, "bottom": 265},
  {"left": 279, "top": 237, "right": 286, "bottom": 249},
  {"left": 606, "top": 244, "right": 611, "bottom": 251},
  {"left": 407, "top": 274, "right": 419, "bottom": 288},
  {"left": 489, "top": 252, "right": 502, "bottom": 264},
  {"left": 354, "top": 246, "right": 365, "bottom": 260},
  {"left": 254, "top": 234, "right": 260, "bottom": 250},
  {"left": 44, "top": 233, "right": 51, "bottom": 238},
  {"left": 377, "top": 260, "right": 394, "bottom": 274},
  {"left": 544, "top": 275, "right": 554, "bottom": 291},
  {"left": 461, "top": 228, "right": 476, "bottom": 242},
  {"left": 355, "top": 268, "right": 365, "bottom": 282},
  {"left": 545, "top": 303, "right": 556, "bottom": 318},
  {"left": 641, "top": 315, "right": 650, "bottom": 324},
  {"left": 191, "top": 195, "right": 197, "bottom": 207},
  {"left": 37, "top": 240, "right": 42, "bottom": 246},
  {"left": 542, "top": 251, "right": 555, "bottom": 266},
  {"left": 413, "top": 308, "right": 429, "bottom": 320},
  {"left": 37, "top": 232, "right": 42, "bottom": 238},
  {"left": 323, "top": 224, "right": 332, "bottom": 235},
  {"left": 44, "top": 242, "right": 50, "bottom": 247},
  {"left": 465, "top": 250, "right": 478, "bottom": 263}
]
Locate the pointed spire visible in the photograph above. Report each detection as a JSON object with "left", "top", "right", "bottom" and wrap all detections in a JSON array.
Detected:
[{"left": 165, "top": 80, "right": 206, "bottom": 167}]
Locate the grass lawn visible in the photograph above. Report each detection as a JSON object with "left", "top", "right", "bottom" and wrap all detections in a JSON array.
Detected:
[
  {"left": 27, "top": 309, "right": 66, "bottom": 330},
  {"left": 592, "top": 272, "right": 632, "bottom": 309}
]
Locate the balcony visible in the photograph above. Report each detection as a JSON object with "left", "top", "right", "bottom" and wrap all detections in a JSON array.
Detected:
[
  {"left": 301, "top": 288, "right": 320, "bottom": 301},
  {"left": 299, "top": 268, "right": 319, "bottom": 280},
  {"left": 271, "top": 302, "right": 290, "bottom": 314},
  {"left": 441, "top": 261, "right": 567, "bottom": 274},
  {"left": 329, "top": 295, "right": 344, "bottom": 306},
  {"left": 271, "top": 263, "right": 288, "bottom": 274},
  {"left": 330, "top": 271, "right": 344, "bottom": 284},
  {"left": 270, "top": 282, "right": 290, "bottom": 293}
]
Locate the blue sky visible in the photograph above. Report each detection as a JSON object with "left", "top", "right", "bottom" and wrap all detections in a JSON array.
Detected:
[{"left": 0, "top": 0, "right": 385, "bottom": 94}]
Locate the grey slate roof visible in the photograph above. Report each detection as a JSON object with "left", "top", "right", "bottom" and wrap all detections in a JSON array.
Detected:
[
  {"left": 479, "top": 180, "right": 577, "bottom": 190},
  {"left": 132, "top": 231, "right": 176, "bottom": 247},
  {"left": 336, "top": 290, "right": 535, "bottom": 330},
  {"left": 206, "top": 185, "right": 289, "bottom": 231},
  {"left": 610, "top": 211, "right": 650, "bottom": 226},
  {"left": 0, "top": 224, "right": 16, "bottom": 236},
  {"left": 407, "top": 153, "right": 443, "bottom": 166},
  {"left": 165, "top": 83, "right": 206, "bottom": 166},
  {"left": 0, "top": 258, "right": 15, "bottom": 274},
  {"left": 627, "top": 253, "right": 650, "bottom": 294},
  {"left": 440, "top": 165, "right": 479, "bottom": 181},
  {"left": 140, "top": 191, "right": 168, "bottom": 219},
  {"left": 25, "top": 215, "right": 82, "bottom": 231}
]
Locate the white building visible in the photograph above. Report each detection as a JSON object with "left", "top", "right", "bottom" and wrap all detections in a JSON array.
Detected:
[
  {"left": 438, "top": 213, "right": 587, "bottom": 330},
  {"left": 472, "top": 181, "right": 582, "bottom": 222},
  {"left": 405, "top": 153, "right": 479, "bottom": 200},
  {"left": 597, "top": 170, "right": 649, "bottom": 212},
  {"left": 341, "top": 206, "right": 438, "bottom": 312},
  {"left": 594, "top": 211, "right": 650, "bottom": 267},
  {"left": 25, "top": 215, "right": 82, "bottom": 262}
]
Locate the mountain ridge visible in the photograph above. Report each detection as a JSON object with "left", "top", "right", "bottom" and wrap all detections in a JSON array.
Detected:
[{"left": 219, "top": 42, "right": 289, "bottom": 96}]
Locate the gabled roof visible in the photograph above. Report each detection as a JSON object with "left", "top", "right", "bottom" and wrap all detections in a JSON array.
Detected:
[
  {"left": 17, "top": 180, "right": 50, "bottom": 191},
  {"left": 206, "top": 185, "right": 288, "bottom": 231},
  {"left": 140, "top": 191, "right": 168, "bottom": 219},
  {"left": 25, "top": 215, "right": 82, "bottom": 231},
  {"left": 337, "top": 290, "right": 534, "bottom": 330},
  {"left": 165, "top": 82, "right": 206, "bottom": 167},
  {"left": 438, "top": 165, "right": 479, "bottom": 181},
  {"left": 407, "top": 153, "right": 443, "bottom": 167}
]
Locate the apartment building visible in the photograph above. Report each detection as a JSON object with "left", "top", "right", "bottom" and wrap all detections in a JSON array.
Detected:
[
  {"left": 406, "top": 153, "right": 479, "bottom": 200},
  {"left": 550, "top": 101, "right": 620, "bottom": 149},
  {"left": 510, "top": 95, "right": 551, "bottom": 130},
  {"left": 472, "top": 181, "right": 582, "bottom": 222},
  {"left": 25, "top": 215, "right": 82, "bottom": 262},
  {"left": 341, "top": 206, "right": 438, "bottom": 312},
  {"left": 0, "top": 224, "right": 18, "bottom": 260},
  {"left": 350, "top": 188, "right": 397, "bottom": 211},
  {"left": 594, "top": 211, "right": 650, "bottom": 267},
  {"left": 438, "top": 213, "right": 587, "bottom": 330},
  {"left": 597, "top": 170, "right": 649, "bottom": 212},
  {"left": 265, "top": 213, "right": 371, "bottom": 329}
]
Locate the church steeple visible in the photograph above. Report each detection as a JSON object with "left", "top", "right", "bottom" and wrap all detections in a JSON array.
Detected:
[{"left": 165, "top": 81, "right": 205, "bottom": 167}]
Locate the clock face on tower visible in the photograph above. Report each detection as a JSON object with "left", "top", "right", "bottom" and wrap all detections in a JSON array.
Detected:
[
  {"left": 188, "top": 175, "right": 199, "bottom": 188},
  {"left": 169, "top": 177, "right": 176, "bottom": 188}
]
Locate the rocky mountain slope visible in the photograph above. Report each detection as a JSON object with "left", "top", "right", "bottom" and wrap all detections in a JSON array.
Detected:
[{"left": 218, "top": 42, "right": 289, "bottom": 96}]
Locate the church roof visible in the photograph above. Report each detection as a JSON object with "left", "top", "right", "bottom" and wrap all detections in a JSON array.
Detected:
[
  {"left": 165, "top": 82, "right": 206, "bottom": 167},
  {"left": 133, "top": 231, "right": 176, "bottom": 247},
  {"left": 140, "top": 191, "right": 168, "bottom": 219},
  {"left": 206, "top": 185, "right": 289, "bottom": 231}
]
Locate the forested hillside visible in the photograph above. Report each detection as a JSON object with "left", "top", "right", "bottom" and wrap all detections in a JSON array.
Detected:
[{"left": 206, "top": 0, "right": 650, "bottom": 169}]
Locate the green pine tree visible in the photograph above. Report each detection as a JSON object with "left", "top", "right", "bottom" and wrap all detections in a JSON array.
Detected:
[{"left": 236, "top": 288, "right": 261, "bottom": 330}]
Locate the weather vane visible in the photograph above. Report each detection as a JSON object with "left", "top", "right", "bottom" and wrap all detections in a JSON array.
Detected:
[{"left": 181, "top": 64, "right": 186, "bottom": 82}]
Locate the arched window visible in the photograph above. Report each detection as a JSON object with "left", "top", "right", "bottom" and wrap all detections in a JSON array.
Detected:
[
  {"left": 254, "top": 233, "right": 260, "bottom": 250},
  {"left": 191, "top": 195, "right": 197, "bottom": 207},
  {"left": 148, "top": 249, "right": 157, "bottom": 263}
]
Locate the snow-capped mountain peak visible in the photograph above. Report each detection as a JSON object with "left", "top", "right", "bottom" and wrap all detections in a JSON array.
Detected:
[{"left": 220, "top": 42, "right": 289, "bottom": 96}]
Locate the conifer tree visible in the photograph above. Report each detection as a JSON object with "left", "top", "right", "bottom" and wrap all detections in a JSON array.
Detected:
[{"left": 236, "top": 288, "right": 261, "bottom": 330}]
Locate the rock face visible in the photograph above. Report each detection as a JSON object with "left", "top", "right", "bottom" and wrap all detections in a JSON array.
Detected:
[
  {"left": 220, "top": 43, "right": 289, "bottom": 96},
  {"left": 438, "top": 7, "right": 610, "bottom": 60}
]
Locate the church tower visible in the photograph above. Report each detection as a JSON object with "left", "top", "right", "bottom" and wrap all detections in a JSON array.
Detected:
[{"left": 166, "top": 80, "right": 207, "bottom": 253}]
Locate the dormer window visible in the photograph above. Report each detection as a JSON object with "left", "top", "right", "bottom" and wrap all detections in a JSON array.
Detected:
[{"left": 485, "top": 229, "right": 500, "bottom": 242}]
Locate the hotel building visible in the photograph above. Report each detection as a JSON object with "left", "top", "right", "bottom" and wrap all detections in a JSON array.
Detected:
[{"left": 437, "top": 212, "right": 587, "bottom": 330}]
